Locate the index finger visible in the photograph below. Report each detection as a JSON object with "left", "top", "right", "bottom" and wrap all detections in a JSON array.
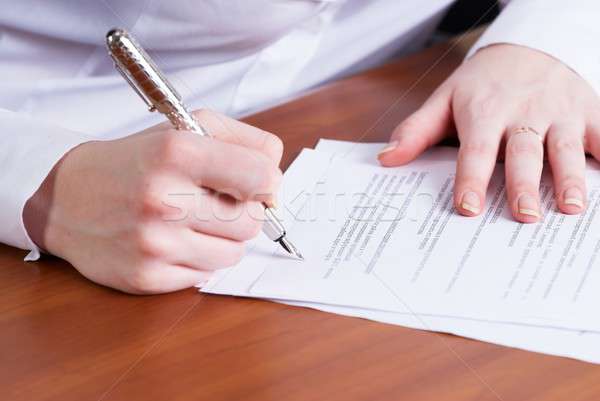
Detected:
[
  {"left": 151, "top": 109, "right": 284, "bottom": 165},
  {"left": 193, "top": 109, "right": 284, "bottom": 165}
]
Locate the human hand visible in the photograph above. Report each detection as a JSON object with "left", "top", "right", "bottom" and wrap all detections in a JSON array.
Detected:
[
  {"left": 379, "top": 44, "right": 600, "bottom": 222},
  {"left": 24, "top": 110, "right": 283, "bottom": 294}
]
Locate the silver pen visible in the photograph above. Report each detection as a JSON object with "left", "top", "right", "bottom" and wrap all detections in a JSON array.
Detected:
[{"left": 105, "top": 28, "right": 303, "bottom": 260}]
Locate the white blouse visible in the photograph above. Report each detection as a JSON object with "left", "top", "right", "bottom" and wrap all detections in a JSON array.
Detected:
[{"left": 1, "top": 0, "right": 599, "bottom": 259}]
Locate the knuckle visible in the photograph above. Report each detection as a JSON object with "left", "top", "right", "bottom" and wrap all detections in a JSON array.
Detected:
[
  {"left": 157, "top": 130, "right": 192, "bottom": 165},
  {"left": 454, "top": 175, "right": 487, "bottom": 191},
  {"left": 506, "top": 137, "right": 541, "bottom": 158},
  {"left": 136, "top": 176, "right": 190, "bottom": 221},
  {"left": 460, "top": 139, "right": 497, "bottom": 157},
  {"left": 133, "top": 227, "right": 165, "bottom": 258},
  {"left": 559, "top": 174, "right": 585, "bottom": 188},
  {"left": 138, "top": 180, "right": 165, "bottom": 217},
  {"left": 468, "top": 94, "right": 499, "bottom": 120},
  {"left": 263, "top": 132, "right": 284, "bottom": 161},
  {"left": 125, "top": 267, "right": 162, "bottom": 294},
  {"left": 550, "top": 136, "right": 582, "bottom": 153},
  {"left": 515, "top": 97, "right": 536, "bottom": 117},
  {"left": 508, "top": 181, "right": 537, "bottom": 196}
]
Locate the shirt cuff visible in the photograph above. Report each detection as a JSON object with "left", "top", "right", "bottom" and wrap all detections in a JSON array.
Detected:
[
  {"left": 467, "top": 0, "right": 600, "bottom": 97},
  {"left": 0, "top": 109, "right": 93, "bottom": 261}
]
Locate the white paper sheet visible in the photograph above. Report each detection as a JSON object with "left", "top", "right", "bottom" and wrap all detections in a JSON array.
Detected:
[
  {"left": 201, "top": 140, "right": 600, "bottom": 363},
  {"left": 289, "top": 140, "right": 600, "bottom": 364},
  {"left": 204, "top": 142, "right": 600, "bottom": 331}
]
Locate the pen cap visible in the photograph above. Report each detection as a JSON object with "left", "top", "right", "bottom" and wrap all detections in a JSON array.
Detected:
[
  {"left": 106, "top": 29, "right": 181, "bottom": 109},
  {"left": 105, "top": 28, "right": 208, "bottom": 134}
]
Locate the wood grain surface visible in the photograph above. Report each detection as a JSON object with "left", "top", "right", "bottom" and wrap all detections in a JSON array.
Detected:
[{"left": 3, "top": 42, "right": 600, "bottom": 401}]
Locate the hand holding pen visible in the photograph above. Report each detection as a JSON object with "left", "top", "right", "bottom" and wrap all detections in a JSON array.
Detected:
[
  {"left": 23, "top": 30, "right": 300, "bottom": 295},
  {"left": 106, "top": 29, "right": 303, "bottom": 260}
]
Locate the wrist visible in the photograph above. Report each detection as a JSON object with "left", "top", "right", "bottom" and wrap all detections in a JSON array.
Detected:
[{"left": 23, "top": 141, "right": 92, "bottom": 258}]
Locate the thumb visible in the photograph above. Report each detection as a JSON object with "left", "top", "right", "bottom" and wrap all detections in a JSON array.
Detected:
[{"left": 378, "top": 85, "right": 453, "bottom": 166}]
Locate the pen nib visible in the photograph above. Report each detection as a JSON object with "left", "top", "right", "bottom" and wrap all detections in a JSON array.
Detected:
[{"left": 277, "top": 237, "right": 304, "bottom": 260}]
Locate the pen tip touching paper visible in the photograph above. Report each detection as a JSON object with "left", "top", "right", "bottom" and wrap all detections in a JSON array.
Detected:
[{"left": 278, "top": 237, "right": 304, "bottom": 260}]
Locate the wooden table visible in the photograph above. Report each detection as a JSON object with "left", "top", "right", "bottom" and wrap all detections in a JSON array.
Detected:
[{"left": 3, "top": 42, "right": 600, "bottom": 401}]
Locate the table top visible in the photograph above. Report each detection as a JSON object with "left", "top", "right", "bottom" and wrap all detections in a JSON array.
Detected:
[{"left": 3, "top": 42, "right": 600, "bottom": 401}]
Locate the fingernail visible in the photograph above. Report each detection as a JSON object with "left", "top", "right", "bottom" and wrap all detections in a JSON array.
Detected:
[
  {"left": 461, "top": 191, "right": 480, "bottom": 214},
  {"left": 517, "top": 194, "right": 540, "bottom": 218},
  {"left": 377, "top": 141, "right": 398, "bottom": 157},
  {"left": 563, "top": 187, "right": 584, "bottom": 209}
]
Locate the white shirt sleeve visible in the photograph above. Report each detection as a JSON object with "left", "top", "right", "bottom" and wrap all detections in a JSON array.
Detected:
[
  {"left": 0, "top": 109, "right": 92, "bottom": 260},
  {"left": 468, "top": 0, "right": 600, "bottom": 96}
]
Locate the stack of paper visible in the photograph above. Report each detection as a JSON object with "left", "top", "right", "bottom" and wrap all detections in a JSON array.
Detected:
[{"left": 202, "top": 139, "right": 600, "bottom": 364}]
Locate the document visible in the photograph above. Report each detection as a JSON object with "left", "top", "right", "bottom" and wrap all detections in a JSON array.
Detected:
[
  {"left": 201, "top": 140, "right": 600, "bottom": 363},
  {"left": 288, "top": 140, "right": 600, "bottom": 364}
]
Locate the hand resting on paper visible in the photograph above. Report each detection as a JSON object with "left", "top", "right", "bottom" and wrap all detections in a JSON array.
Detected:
[{"left": 379, "top": 44, "right": 600, "bottom": 223}]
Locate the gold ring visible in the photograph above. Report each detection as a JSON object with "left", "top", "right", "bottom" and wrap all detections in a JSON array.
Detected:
[{"left": 512, "top": 126, "right": 543, "bottom": 142}]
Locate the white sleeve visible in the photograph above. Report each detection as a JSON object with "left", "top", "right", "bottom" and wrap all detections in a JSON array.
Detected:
[
  {"left": 0, "top": 109, "right": 92, "bottom": 260},
  {"left": 468, "top": 0, "right": 600, "bottom": 96}
]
